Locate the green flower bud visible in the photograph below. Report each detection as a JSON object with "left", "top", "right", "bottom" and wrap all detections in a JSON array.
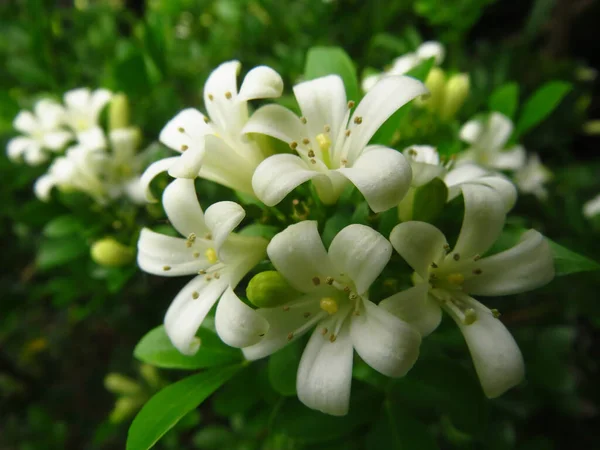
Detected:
[
  {"left": 109, "top": 396, "right": 143, "bottom": 423},
  {"left": 139, "top": 364, "right": 161, "bottom": 390},
  {"left": 440, "top": 73, "right": 470, "bottom": 121},
  {"left": 109, "top": 93, "right": 130, "bottom": 130},
  {"left": 246, "top": 271, "right": 300, "bottom": 308},
  {"left": 91, "top": 237, "right": 135, "bottom": 267},
  {"left": 418, "top": 67, "right": 446, "bottom": 112},
  {"left": 104, "top": 373, "right": 142, "bottom": 396},
  {"left": 583, "top": 119, "right": 600, "bottom": 135}
]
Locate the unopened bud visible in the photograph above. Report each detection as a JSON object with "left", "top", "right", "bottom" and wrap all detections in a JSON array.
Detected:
[
  {"left": 440, "top": 73, "right": 470, "bottom": 120},
  {"left": 246, "top": 271, "right": 300, "bottom": 308},
  {"left": 104, "top": 373, "right": 142, "bottom": 396},
  {"left": 109, "top": 397, "right": 142, "bottom": 423},
  {"left": 109, "top": 93, "right": 130, "bottom": 130},
  {"left": 139, "top": 364, "right": 161, "bottom": 389},
  {"left": 91, "top": 237, "right": 134, "bottom": 267},
  {"left": 583, "top": 120, "right": 600, "bottom": 135}
]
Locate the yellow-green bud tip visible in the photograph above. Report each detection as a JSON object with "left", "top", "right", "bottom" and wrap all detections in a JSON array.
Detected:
[
  {"left": 109, "top": 93, "right": 130, "bottom": 130},
  {"left": 246, "top": 271, "right": 300, "bottom": 308},
  {"left": 440, "top": 73, "right": 470, "bottom": 120},
  {"left": 91, "top": 237, "right": 135, "bottom": 267},
  {"left": 104, "top": 373, "right": 142, "bottom": 396}
]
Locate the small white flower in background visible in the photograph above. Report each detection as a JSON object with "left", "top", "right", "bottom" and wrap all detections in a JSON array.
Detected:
[
  {"left": 243, "top": 221, "right": 421, "bottom": 416},
  {"left": 141, "top": 61, "right": 284, "bottom": 200},
  {"left": 105, "top": 128, "right": 147, "bottom": 204},
  {"left": 245, "top": 74, "right": 427, "bottom": 212},
  {"left": 7, "top": 99, "right": 72, "bottom": 165},
  {"left": 137, "top": 179, "right": 268, "bottom": 355},
  {"left": 514, "top": 153, "right": 552, "bottom": 200},
  {"left": 61, "top": 88, "right": 113, "bottom": 150},
  {"left": 403, "top": 145, "right": 448, "bottom": 187},
  {"left": 583, "top": 193, "right": 600, "bottom": 219},
  {"left": 382, "top": 184, "right": 554, "bottom": 398},
  {"left": 361, "top": 41, "right": 445, "bottom": 92},
  {"left": 458, "top": 112, "right": 526, "bottom": 171}
]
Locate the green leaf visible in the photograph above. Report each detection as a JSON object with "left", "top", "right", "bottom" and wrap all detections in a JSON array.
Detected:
[
  {"left": 412, "top": 178, "right": 448, "bottom": 222},
  {"left": 42, "top": 215, "right": 82, "bottom": 238},
  {"left": 238, "top": 223, "right": 280, "bottom": 240},
  {"left": 548, "top": 239, "right": 600, "bottom": 276},
  {"left": 212, "top": 365, "right": 262, "bottom": 416},
  {"left": 515, "top": 81, "right": 572, "bottom": 136},
  {"left": 134, "top": 325, "right": 241, "bottom": 369},
  {"left": 322, "top": 212, "right": 352, "bottom": 247},
  {"left": 488, "top": 83, "right": 519, "bottom": 119},
  {"left": 126, "top": 364, "right": 242, "bottom": 450},
  {"left": 36, "top": 237, "right": 88, "bottom": 270},
  {"left": 304, "top": 46, "right": 360, "bottom": 102},
  {"left": 268, "top": 339, "right": 303, "bottom": 396}
]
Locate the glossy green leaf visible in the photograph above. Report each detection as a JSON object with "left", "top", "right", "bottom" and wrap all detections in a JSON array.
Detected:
[
  {"left": 36, "top": 237, "right": 88, "bottom": 270},
  {"left": 134, "top": 325, "right": 241, "bottom": 370},
  {"left": 548, "top": 239, "right": 600, "bottom": 276},
  {"left": 304, "top": 46, "right": 360, "bottom": 103},
  {"left": 515, "top": 81, "right": 572, "bottom": 136},
  {"left": 413, "top": 178, "right": 448, "bottom": 223},
  {"left": 42, "top": 215, "right": 82, "bottom": 238},
  {"left": 268, "top": 339, "right": 303, "bottom": 396},
  {"left": 488, "top": 82, "right": 519, "bottom": 119},
  {"left": 126, "top": 364, "right": 242, "bottom": 450}
]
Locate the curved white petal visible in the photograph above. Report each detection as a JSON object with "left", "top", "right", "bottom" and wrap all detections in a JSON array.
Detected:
[
  {"left": 478, "top": 112, "right": 513, "bottom": 151},
  {"left": 459, "top": 119, "right": 483, "bottom": 143},
  {"left": 35, "top": 99, "right": 65, "bottom": 129},
  {"left": 203, "top": 60, "right": 245, "bottom": 134},
  {"left": 451, "top": 298, "right": 525, "bottom": 398},
  {"left": 7, "top": 137, "right": 34, "bottom": 161},
  {"left": 472, "top": 175, "right": 517, "bottom": 213},
  {"left": 389, "top": 54, "right": 419, "bottom": 75},
  {"left": 296, "top": 325, "right": 354, "bottom": 416},
  {"left": 162, "top": 178, "right": 207, "bottom": 237},
  {"left": 337, "top": 146, "right": 412, "bottom": 212},
  {"left": 140, "top": 156, "right": 178, "bottom": 202},
  {"left": 346, "top": 76, "right": 428, "bottom": 162},
  {"left": 13, "top": 111, "right": 38, "bottom": 134},
  {"left": 390, "top": 221, "right": 448, "bottom": 279},
  {"left": 168, "top": 145, "right": 205, "bottom": 179},
  {"left": 90, "top": 89, "right": 113, "bottom": 118},
  {"left": 159, "top": 108, "right": 212, "bottom": 153},
  {"left": 267, "top": 221, "right": 335, "bottom": 292},
  {"left": 453, "top": 184, "right": 506, "bottom": 259},
  {"left": 445, "top": 163, "right": 488, "bottom": 191},
  {"left": 411, "top": 162, "right": 446, "bottom": 187},
  {"left": 43, "top": 131, "right": 72, "bottom": 150},
  {"left": 490, "top": 145, "right": 526, "bottom": 171},
  {"left": 416, "top": 41, "right": 445, "bottom": 64},
  {"left": 215, "top": 287, "right": 269, "bottom": 348},
  {"left": 77, "top": 127, "right": 106, "bottom": 150},
  {"left": 464, "top": 230, "right": 554, "bottom": 296},
  {"left": 351, "top": 300, "right": 421, "bottom": 377},
  {"left": 242, "top": 104, "right": 304, "bottom": 144},
  {"left": 361, "top": 74, "right": 381, "bottom": 93},
  {"left": 204, "top": 201, "right": 245, "bottom": 254},
  {"left": 252, "top": 154, "right": 319, "bottom": 206},
  {"left": 64, "top": 88, "right": 90, "bottom": 111},
  {"left": 164, "top": 276, "right": 228, "bottom": 355},
  {"left": 379, "top": 284, "right": 442, "bottom": 336},
  {"left": 328, "top": 224, "right": 391, "bottom": 294},
  {"left": 24, "top": 146, "right": 49, "bottom": 165},
  {"left": 238, "top": 66, "right": 283, "bottom": 101},
  {"left": 34, "top": 174, "right": 55, "bottom": 201}
]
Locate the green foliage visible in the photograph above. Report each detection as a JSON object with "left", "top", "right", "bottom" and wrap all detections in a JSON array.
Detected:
[
  {"left": 515, "top": 81, "right": 572, "bottom": 136},
  {"left": 489, "top": 82, "right": 519, "bottom": 119},
  {"left": 304, "top": 47, "right": 360, "bottom": 102},
  {"left": 548, "top": 239, "right": 600, "bottom": 276}
]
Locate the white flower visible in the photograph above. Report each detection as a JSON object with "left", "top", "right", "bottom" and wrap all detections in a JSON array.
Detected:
[
  {"left": 583, "top": 193, "right": 600, "bottom": 219},
  {"left": 514, "top": 153, "right": 552, "bottom": 200},
  {"left": 105, "top": 128, "right": 147, "bottom": 204},
  {"left": 141, "top": 61, "right": 284, "bottom": 200},
  {"left": 403, "top": 145, "right": 447, "bottom": 187},
  {"left": 458, "top": 112, "right": 526, "bottom": 171},
  {"left": 244, "top": 75, "right": 427, "bottom": 212},
  {"left": 243, "top": 221, "right": 421, "bottom": 416},
  {"left": 61, "top": 88, "right": 113, "bottom": 150},
  {"left": 7, "top": 99, "right": 72, "bottom": 165},
  {"left": 34, "top": 145, "right": 108, "bottom": 203},
  {"left": 382, "top": 184, "right": 554, "bottom": 398},
  {"left": 137, "top": 179, "right": 268, "bottom": 355}
]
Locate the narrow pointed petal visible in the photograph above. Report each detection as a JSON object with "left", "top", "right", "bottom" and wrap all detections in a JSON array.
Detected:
[
  {"left": 337, "top": 146, "right": 412, "bottom": 213},
  {"left": 390, "top": 221, "right": 448, "bottom": 279},
  {"left": 481, "top": 112, "right": 513, "bottom": 151},
  {"left": 215, "top": 287, "right": 269, "bottom": 348},
  {"left": 242, "top": 104, "right": 305, "bottom": 144},
  {"left": 267, "top": 221, "right": 335, "bottom": 292},
  {"left": 238, "top": 66, "right": 283, "bottom": 101},
  {"left": 204, "top": 201, "right": 245, "bottom": 254},
  {"left": 34, "top": 174, "right": 55, "bottom": 201},
  {"left": 346, "top": 76, "right": 428, "bottom": 162},
  {"left": 162, "top": 178, "right": 208, "bottom": 237},
  {"left": 490, "top": 145, "right": 526, "bottom": 171},
  {"left": 7, "top": 137, "right": 34, "bottom": 161},
  {"left": 159, "top": 108, "right": 212, "bottom": 153},
  {"left": 140, "top": 156, "right": 179, "bottom": 202},
  {"left": 296, "top": 325, "right": 354, "bottom": 416},
  {"left": 450, "top": 299, "right": 525, "bottom": 398},
  {"left": 328, "top": 224, "right": 391, "bottom": 294},
  {"left": 252, "top": 154, "right": 319, "bottom": 206},
  {"left": 203, "top": 61, "right": 246, "bottom": 133},
  {"left": 453, "top": 184, "right": 505, "bottom": 259},
  {"left": 379, "top": 284, "right": 442, "bottom": 336},
  {"left": 464, "top": 230, "right": 554, "bottom": 296},
  {"left": 164, "top": 276, "right": 228, "bottom": 355},
  {"left": 13, "top": 111, "right": 38, "bottom": 134},
  {"left": 168, "top": 145, "right": 205, "bottom": 179},
  {"left": 351, "top": 300, "right": 421, "bottom": 377},
  {"left": 459, "top": 119, "right": 483, "bottom": 143}
]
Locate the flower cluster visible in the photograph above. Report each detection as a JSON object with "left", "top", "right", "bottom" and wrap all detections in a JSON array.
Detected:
[{"left": 138, "top": 60, "right": 556, "bottom": 416}]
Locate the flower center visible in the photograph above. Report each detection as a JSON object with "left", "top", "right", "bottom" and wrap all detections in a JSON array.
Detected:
[
  {"left": 319, "top": 296, "right": 339, "bottom": 315},
  {"left": 316, "top": 133, "right": 332, "bottom": 168},
  {"left": 205, "top": 248, "right": 218, "bottom": 264}
]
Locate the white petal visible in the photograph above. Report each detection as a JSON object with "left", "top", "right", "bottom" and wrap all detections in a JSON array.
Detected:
[
  {"left": 479, "top": 112, "right": 513, "bottom": 151},
  {"left": 168, "top": 145, "right": 205, "bottom": 179},
  {"left": 416, "top": 41, "right": 445, "bottom": 64},
  {"left": 583, "top": 193, "right": 600, "bottom": 218},
  {"left": 77, "top": 127, "right": 106, "bottom": 150},
  {"left": 293, "top": 75, "right": 347, "bottom": 144},
  {"left": 242, "top": 104, "right": 304, "bottom": 144},
  {"left": 159, "top": 108, "right": 212, "bottom": 153},
  {"left": 267, "top": 221, "right": 335, "bottom": 292},
  {"left": 459, "top": 119, "right": 484, "bottom": 143},
  {"left": 336, "top": 146, "right": 412, "bottom": 212},
  {"left": 7, "top": 137, "right": 34, "bottom": 161},
  {"left": 411, "top": 161, "right": 446, "bottom": 187},
  {"left": 389, "top": 54, "right": 419, "bottom": 75},
  {"left": 204, "top": 201, "right": 245, "bottom": 253},
  {"left": 464, "top": 230, "right": 554, "bottom": 296},
  {"left": 24, "top": 146, "right": 49, "bottom": 165},
  {"left": 490, "top": 145, "right": 526, "bottom": 171},
  {"left": 215, "top": 287, "right": 269, "bottom": 348},
  {"left": 346, "top": 76, "right": 428, "bottom": 162},
  {"left": 351, "top": 300, "right": 421, "bottom": 377},
  {"left": 13, "top": 111, "right": 38, "bottom": 134},
  {"left": 35, "top": 99, "right": 65, "bottom": 129},
  {"left": 34, "top": 174, "right": 56, "bottom": 201},
  {"left": 389, "top": 221, "right": 448, "bottom": 279},
  {"left": 450, "top": 298, "right": 525, "bottom": 398},
  {"left": 64, "top": 88, "right": 91, "bottom": 110},
  {"left": 296, "top": 325, "right": 354, "bottom": 416},
  {"left": 379, "top": 284, "right": 442, "bottom": 336},
  {"left": 445, "top": 163, "right": 488, "bottom": 189},
  {"left": 140, "top": 156, "right": 178, "bottom": 202},
  {"left": 328, "top": 224, "right": 391, "bottom": 294},
  {"left": 472, "top": 175, "right": 517, "bottom": 212},
  {"left": 251, "top": 154, "right": 319, "bottom": 206},
  {"left": 90, "top": 89, "right": 113, "bottom": 118},
  {"left": 453, "top": 183, "right": 506, "bottom": 259},
  {"left": 162, "top": 178, "right": 208, "bottom": 237},
  {"left": 237, "top": 66, "right": 283, "bottom": 101},
  {"left": 164, "top": 276, "right": 228, "bottom": 355},
  {"left": 43, "top": 131, "right": 72, "bottom": 150},
  {"left": 361, "top": 74, "right": 381, "bottom": 93},
  {"left": 203, "top": 60, "right": 246, "bottom": 134}
]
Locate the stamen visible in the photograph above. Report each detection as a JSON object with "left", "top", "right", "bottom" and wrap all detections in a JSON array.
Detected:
[
  {"left": 205, "top": 248, "right": 218, "bottom": 264},
  {"left": 431, "top": 262, "right": 438, "bottom": 268},
  {"left": 340, "top": 158, "right": 348, "bottom": 167},
  {"left": 203, "top": 116, "right": 209, "bottom": 124},
  {"left": 324, "top": 125, "right": 331, "bottom": 133},
  {"left": 287, "top": 332, "right": 294, "bottom": 341},
  {"left": 224, "top": 91, "right": 232, "bottom": 99},
  {"left": 329, "top": 334, "right": 337, "bottom": 342},
  {"left": 319, "top": 297, "right": 339, "bottom": 315},
  {"left": 163, "top": 265, "right": 171, "bottom": 271},
  {"left": 214, "top": 273, "right": 220, "bottom": 279},
  {"left": 205, "top": 275, "right": 212, "bottom": 281},
  {"left": 353, "top": 116, "right": 363, "bottom": 124},
  {"left": 308, "top": 150, "right": 315, "bottom": 158},
  {"left": 321, "top": 327, "right": 328, "bottom": 335},
  {"left": 198, "top": 269, "right": 206, "bottom": 274},
  {"left": 300, "top": 116, "right": 307, "bottom": 124},
  {"left": 408, "top": 148, "right": 417, "bottom": 157},
  {"left": 472, "top": 268, "right": 482, "bottom": 275},
  {"left": 310, "top": 159, "right": 317, "bottom": 164},
  {"left": 443, "top": 244, "right": 450, "bottom": 251},
  {"left": 446, "top": 273, "right": 465, "bottom": 285},
  {"left": 177, "top": 127, "right": 185, "bottom": 133},
  {"left": 186, "top": 233, "right": 196, "bottom": 248},
  {"left": 302, "top": 138, "right": 310, "bottom": 145},
  {"left": 347, "top": 100, "right": 355, "bottom": 108},
  {"left": 290, "top": 141, "right": 298, "bottom": 150},
  {"left": 473, "top": 254, "right": 481, "bottom": 261},
  {"left": 193, "top": 252, "right": 200, "bottom": 258},
  {"left": 204, "top": 232, "right": 213, "bottom": 240},
  {"left": 491, "top": 309, "right": 501, "bottom": 318},
  {"left": 345, "top": 130, "right": 351, "bottom": 137},
  {"left": 208, "top": 94, "right": 214, "bottom": 101},
  {"left": 453, "top": 253, "right": 460, "bottom": 261},
  {"left": 325, "top": 276, "right": 334, "bottom": 285},
  {"left": 181, "top": 144, "right": 189, "bottom": 151},
  {"left": 192, "top": 291, "right": 199, "bottom": 299},
  {"left": 312, "top": 276, "right": 320, "bottom": 286}
]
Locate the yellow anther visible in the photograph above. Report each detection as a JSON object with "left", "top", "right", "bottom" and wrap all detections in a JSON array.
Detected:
[
  {"left": 203, "top": 116, "right": 209, "bottom": 124},
  {"left": 324, "top": 125, "right": 331, "bottom": 132},
  {"left": 446, "top": 273, "right": 465, "bottom": 285},
  {"left": 205, "top": 248, "right": 218, "bottom": 264},
  {"left": 345, "top": 129, "right": 351, "bottom": 137},
  {"left": 353, "top": 116, "right": 362, "bottom": 124},
  {"left": 290, "top": 141, "right": 298, "bottom": 150},
  {"left": 329, "top": 334, "right": 337, "bottom": 342},
  {"left": 300, "top": 116, "right": 307, "bottom": 124},
  {"left": 181, "top": 144, "right": 189, "bottom": 151},
  {"left": 163, "top": 265, "right": 171, "bottom": 271},
  {"left": 491, "top": 309, "right": 501, "bottom": 318},
  {"left": 321, "top": 327, "right": 328, "bottom": 335},
  {"left": 177, "top": 127, "right": 185, "bottom": 133},
  {"left": 347, "top": 100, "right": 355, "bottom": 108},
  {"left": 463, "top": 308, "right": 477, "bottom": 325},
  {"left": 319, "top": 297, "right": 339, "bottom": 315},
  {"left": 312, "top": 277, "right": 320, "bottom": 286},
  {"left": 287, "top": 332, "right": 294, "bottom": 341},
  {"left": 208, "top": 94, "right": 214, "bottom": 101},
  {"left": 302, "top": 138, "right": 310, "bottom": 145},
  {"left": 193, "top": 252, "right": 200, "bottom": 258},
  {"left": 225, "top": 91, "right": 232, "bottom": 99},
  {"left": 186, "top": 233, "right": 196, "bottom": 248},
  {"left": 192, "top": 291, "right": 199, "bottom": 299}
]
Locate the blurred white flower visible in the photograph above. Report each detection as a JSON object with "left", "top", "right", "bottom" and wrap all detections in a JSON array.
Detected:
[
  {"left": 514, "top": 153, "right": 552, "bottom": 200},
  {"left": 243, "top": 221, "right": 421, "bottom": 416},
  {"left": 383, "top": 184, "right": 554, "bottom": 398},
  {"left": 7, "top": 99, "right": 72, "bottom": 165},
  {"left": 61, "top": 88, "right": 113, "bottom": 150},
  {"left": 105, "top": 128, "right": 147, "bottom": 204},
  {"left": 583, "top": 193, "right": 600, "bottom": 219},
  {"left": 403, "top": 145, "right": 447, "bottom": 187},
  {"left": 245, "top": 74, "right": 427, "bottom": 212}
]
